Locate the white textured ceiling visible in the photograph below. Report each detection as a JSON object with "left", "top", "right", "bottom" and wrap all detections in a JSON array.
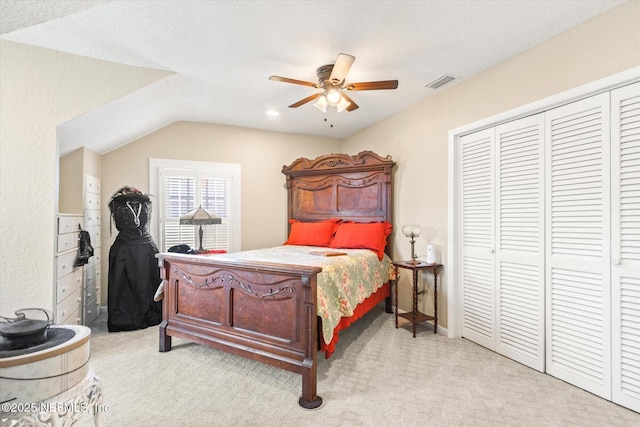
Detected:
[{"left": 0, "top": 0, "right": 625, "bottom": 155}]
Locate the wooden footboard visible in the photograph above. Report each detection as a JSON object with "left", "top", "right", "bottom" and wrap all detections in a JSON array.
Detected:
[{"left": 157, "top": 253, "right": 324, "bottom": 409}]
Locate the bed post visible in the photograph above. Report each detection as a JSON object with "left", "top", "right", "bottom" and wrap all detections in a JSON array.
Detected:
[
  {"left": 157, "top": 259, "right": 172, "bottom": 352},
  {"left": 299, "top": 274, "right": 323, "bottom": 409},
  {"left": 384, "top": 159, "right": 395, "bottom": 314},
  {"left": 299, "top": 356, "right": 322, "bottom": 409},
  {"left": 159, "top": 320, "right": 172, "bottom": 352}
]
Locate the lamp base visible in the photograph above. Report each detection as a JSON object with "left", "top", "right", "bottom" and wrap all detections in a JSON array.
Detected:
[{"left": 409, "top": 239, "right": 417, "bottom": 264}]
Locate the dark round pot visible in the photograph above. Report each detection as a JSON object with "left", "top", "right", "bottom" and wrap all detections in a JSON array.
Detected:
[{"left": 0, "top": 308, "right": 51, "bottom": 350}]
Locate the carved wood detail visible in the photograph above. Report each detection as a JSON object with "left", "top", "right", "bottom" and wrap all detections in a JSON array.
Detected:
[
  {"left": 173, "top": 266, "right": 297, "bottom": 299},
  {"left": 282, "top": 151, "right": 394, "bottom": 174}
]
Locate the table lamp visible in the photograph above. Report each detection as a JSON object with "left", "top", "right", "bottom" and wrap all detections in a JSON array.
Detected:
[
  {"left": 402, "top": 224, "right": 421, "bottom": 264},
  {"left": 179, "top": 205, "right": 222, "bottom": 253}
]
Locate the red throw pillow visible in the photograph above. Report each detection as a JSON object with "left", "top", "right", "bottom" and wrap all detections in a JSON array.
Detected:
[
  {"left": 329, "top": 221, "right": 392, "bottom": 260},
  {"left": 284, "top": 219, "right": 341, "bottom": 247}
]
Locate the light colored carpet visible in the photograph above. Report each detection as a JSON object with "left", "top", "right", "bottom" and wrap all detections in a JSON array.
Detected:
[{"left": 88, "top": 308, "right": 639, "bottom": 426}]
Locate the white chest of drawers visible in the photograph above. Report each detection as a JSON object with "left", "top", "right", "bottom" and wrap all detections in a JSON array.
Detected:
[
  {"left": 55, "top": 214, "right": 84, "bottom": 325},
  {"left": 83, "top": 174, "right": 102, "bottom": 325}
]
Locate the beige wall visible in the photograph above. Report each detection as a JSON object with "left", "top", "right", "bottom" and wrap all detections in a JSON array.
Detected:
[
  {"left": 59, "top": 147, "right": 102, "bottom": 214},
  {"left": 59, "top": 148, "right": 84, "bottom": 214},
  {"left": 342, "top": 1, "right": 640, "bottom": 327},
  {"left": 0, "top": 40, "right": 170, "bottom": 315}
]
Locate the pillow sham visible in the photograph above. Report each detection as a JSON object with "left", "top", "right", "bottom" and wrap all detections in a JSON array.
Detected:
[
  {"left": 284, "top": 218, "right": 341, "bottom": 247},
  {"left": 329, "top": 221, "right": 393, "bottom": 260}
]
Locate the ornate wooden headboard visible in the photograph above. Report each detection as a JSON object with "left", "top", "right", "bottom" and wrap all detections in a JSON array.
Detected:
[{"left": 282, "top": 150, "right": 396, "bottom": 228}]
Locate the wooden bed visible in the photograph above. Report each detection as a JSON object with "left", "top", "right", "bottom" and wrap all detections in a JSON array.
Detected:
[{"left": 157, "top": 151, "right": 396, "bottom": 409}]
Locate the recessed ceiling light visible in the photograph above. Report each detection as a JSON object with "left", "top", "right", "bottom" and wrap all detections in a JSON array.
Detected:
[{"left": 265, "top": 110, "right": 280, "bottom": 117}]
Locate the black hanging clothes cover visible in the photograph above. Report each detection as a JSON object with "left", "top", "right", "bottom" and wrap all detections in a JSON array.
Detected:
[{"left": 107, "top": 186, "right": 162, "bottom": 332}]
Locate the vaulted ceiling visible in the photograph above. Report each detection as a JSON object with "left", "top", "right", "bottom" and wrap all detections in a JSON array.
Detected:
[{"left": 0, "top": 0, "right": 625, "bottom": 155}]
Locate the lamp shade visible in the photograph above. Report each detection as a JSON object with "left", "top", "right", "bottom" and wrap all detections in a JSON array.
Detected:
[
  {"left": 325, "top": 89, "right": 342, "bottom": 106},
  {"left": 179, "top": 205, "right": 222, "bottom": 225},
  {"left": 336, "top": 96, "right": 351, "bottom": 113},
  {"left": 402, "top": 224, "right": 421, "bottom": 238},
  {"left": 313, "top": 95, "right": 328, "bottom": 112}
]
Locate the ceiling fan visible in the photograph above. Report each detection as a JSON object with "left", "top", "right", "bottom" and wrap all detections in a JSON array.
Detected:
[{"left": 269, "top": 53, "right": 398, "bottom": 113}]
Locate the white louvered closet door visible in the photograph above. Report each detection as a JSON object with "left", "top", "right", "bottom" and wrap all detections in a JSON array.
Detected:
[
  {"left": 611, "top": 81, "right": 640, "bottom": 412},
  {"left": 545, "top": 93, "right": 612, "bottom": 399},
  {"left": 495, "top": 115, "right": 545, "bottom": 372},
  {"left": 460, "top": 128, "right": 496, "bottom": 350}
]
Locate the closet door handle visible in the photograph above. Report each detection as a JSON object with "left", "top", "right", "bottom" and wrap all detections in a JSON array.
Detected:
[
  {"left": 613, "top": 258, "right": 621, "bottom": 265},
  {"left": 490, "top": 249, "right": 495, "bottom": 254}
]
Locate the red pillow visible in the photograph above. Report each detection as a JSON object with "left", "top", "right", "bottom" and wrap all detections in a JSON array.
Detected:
[
  {"left": 329, "top": 221, "right": 393, "bottom": 260},
  {"left": 284, "top": 219, "right": 340, "bottom": 247}
]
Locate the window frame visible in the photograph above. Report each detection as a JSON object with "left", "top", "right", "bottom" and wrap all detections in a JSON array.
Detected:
[{"left": 149, "top": 158, "right": 241, "bottom": 253}]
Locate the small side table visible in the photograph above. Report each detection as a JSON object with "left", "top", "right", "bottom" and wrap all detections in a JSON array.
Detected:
[{"left": 393, "top": 261, "right": 443, "bottom": 338}]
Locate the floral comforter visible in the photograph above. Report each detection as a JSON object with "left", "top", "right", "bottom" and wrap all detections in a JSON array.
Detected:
[{"left": 209, "top": 245, "right": 392, "bottom": 344}]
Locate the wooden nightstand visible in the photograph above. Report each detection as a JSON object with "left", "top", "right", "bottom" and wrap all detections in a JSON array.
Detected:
[{"left": 393, "top": 261, "right": 443, "bottom": 338}]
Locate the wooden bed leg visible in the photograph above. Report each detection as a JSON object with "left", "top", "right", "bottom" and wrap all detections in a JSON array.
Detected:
[
  {"left": 159, "top": 320, "right": 172, "bottom": 352},
  {"left": 385, "top": 294, "right": 393, "bottom": 314},
  {"left": 299, "top": 366, "right": 323, "bottom": 409}
]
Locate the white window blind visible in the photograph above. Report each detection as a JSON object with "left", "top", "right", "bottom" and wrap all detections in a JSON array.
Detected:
[
  {"left": 164, "top": 174, "right": 196, "bottom": 249},
  {"left": 200, "top": 173, "right": 230, "bottom": 251}
]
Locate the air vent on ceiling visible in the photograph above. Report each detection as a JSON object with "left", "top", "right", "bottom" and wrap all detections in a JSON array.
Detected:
[{"left": 425, "top": 74, "right": 457, "bottom": 89}]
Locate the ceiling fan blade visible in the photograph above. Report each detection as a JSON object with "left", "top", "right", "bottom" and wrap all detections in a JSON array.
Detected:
[
  {"left": 341, "top": 93, "right": 359, "bottom": 112},
  {"left": 269, "top": 75, "right": 319, "bottom": 88},
  {"left": 329, "top": 53, "right": 355, "bottom": 85},
  {"left": 345, "top": 80, "right": 399, "bottom": 91},
  {"left": 288, "top": 93, "right": 322, "bottom": 108}
]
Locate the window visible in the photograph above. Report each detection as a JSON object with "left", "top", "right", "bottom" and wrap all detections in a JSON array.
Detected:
[{"left": 149, "top": 159, "right": 241, "bottom": 252}]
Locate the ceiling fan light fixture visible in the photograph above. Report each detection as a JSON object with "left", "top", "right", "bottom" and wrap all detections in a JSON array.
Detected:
[
  {"left": 270, "top": 53, "right": 397, "bottom": 114},
  {"left": 313, "top": 95, "right": 328, "bottom": 112},
  {"left": 325, "top": 89, "right": 342, "bottom": 106},
  {"left": 336, "top": 97, "right": 351, "bottom": 113}
]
